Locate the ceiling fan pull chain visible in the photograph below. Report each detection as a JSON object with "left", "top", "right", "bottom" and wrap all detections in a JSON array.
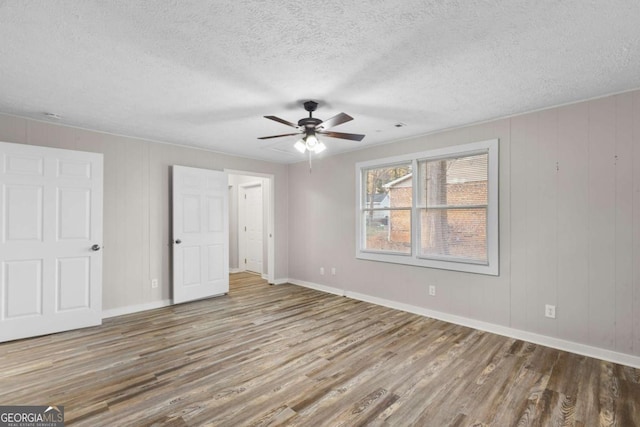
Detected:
[{"left": 308, "top": 151, "right": 313, "bottom": 173}]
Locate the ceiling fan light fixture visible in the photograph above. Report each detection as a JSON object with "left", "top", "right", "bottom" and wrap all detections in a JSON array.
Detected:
[
  {"left": 304, "top": 132, "right": 318, "bottom": 148},
  {"left": 313, "top": 141, "right": 327, "bottom": 153},
  {"left": 294, "top": 139, "right": 307, "bottom": 153}
]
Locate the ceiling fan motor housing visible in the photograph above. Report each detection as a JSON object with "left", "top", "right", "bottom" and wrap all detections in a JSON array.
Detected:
[
  {"left": 301, "top": 101, "right": 321, "bottom": 126},
  {"left": 298, "top": 117, "right": 322, "bottom": 128}
]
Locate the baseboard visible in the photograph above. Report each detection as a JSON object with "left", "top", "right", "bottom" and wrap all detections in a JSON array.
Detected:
[
  {"left": 290, "top": 279, "right": 640, "bottom": 369},
  {"left": 272, "top": 277, "right": 292, "bottom": 285},
  {"left": 102, "top": 299, "right": 172, "bottom": 319},
  {"left": 261, "top": 273, "right": 269, "bottom": 280},
  {"left": 287, "top": 279, "right": 345, "bottom": 296},
  {"left": 229, "top": 268, "right": 242, "bottom": 274}
]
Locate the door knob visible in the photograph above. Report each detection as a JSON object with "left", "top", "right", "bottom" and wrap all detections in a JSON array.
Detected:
[
  {"left": 175, "top": 239, "right": 182, "bottom": 244},
  {"left": 91, "top": 244, "right": 101, "bottom": 251}
]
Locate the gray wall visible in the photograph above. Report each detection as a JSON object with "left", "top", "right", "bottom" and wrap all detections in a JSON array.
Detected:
[
  {"left": 0, "top": 114, "right": 289, "bottom": 311},
  {"left": 287, "top": 90, "right": 640, "bottom": 358},
  {"left": 2, "top": 89, "right": 639, "bottom": 360}
]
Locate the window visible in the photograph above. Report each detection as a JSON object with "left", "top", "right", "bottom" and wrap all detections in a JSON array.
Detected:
[
  {"left": 356, "top": 139, "right": 499, "bottom": 275},
  {"left": 361, "top": 163, "right": 412, "bottom": 254}
]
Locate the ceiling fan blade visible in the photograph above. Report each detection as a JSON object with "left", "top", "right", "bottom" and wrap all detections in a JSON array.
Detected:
[
  {"left": 258, "top": 132, "right": 301, "bottom": 140},
  {"left": 316, "top": 112, "right": 353, "bottom": 130},
  {"left": 264, "top": 115, "right": 299, "bottom": 128},
  {"left": 318, "top": 130, "right": 365, "bottom": 141}
]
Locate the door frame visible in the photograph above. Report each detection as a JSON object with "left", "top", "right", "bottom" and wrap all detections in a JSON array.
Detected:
[{"left": 226, "top": 169, "right": 275, "bottom": 284}]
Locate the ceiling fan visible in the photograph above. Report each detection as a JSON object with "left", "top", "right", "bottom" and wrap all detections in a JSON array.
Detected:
[{"left": 258, "top": 101, "right": 365, "bottom": 154}]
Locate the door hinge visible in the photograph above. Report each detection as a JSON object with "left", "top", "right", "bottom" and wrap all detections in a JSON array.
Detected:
[
  {"left": 244, "top": 194, "right": 247, "bottom": 199},
  {"left": 244, "top": 258, "right": 247, "bottom": 264},
  {"left": 244, "top": 226, "right": 247, "bottom": 231}
]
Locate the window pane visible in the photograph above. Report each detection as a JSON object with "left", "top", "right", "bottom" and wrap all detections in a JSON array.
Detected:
[
  {"left": 364, "top": 164, "right": 412, "bottom": 209},
  {"left": 419, "top": 207, "right": 487, "bottom": 263},
  {"left": 363, "top": 209, "right": 411, "bottom": 254},
  {"left": 418, "top": 153, "right": 488, "bottom": 207}
]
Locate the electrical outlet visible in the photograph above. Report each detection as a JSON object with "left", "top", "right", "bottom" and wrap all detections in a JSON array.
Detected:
[
  {"left": 320, "top": 267, "right": 325, "bottom": 275},
  {"left": 545, "top": 304, "right": 556, "bottom": 319},
  {"left": 331, "top": 267, "right": 336, "bottom": 275},
  {"left": 428, "top": 285, "right": 436, "bottom": 296},
  {"left": 151, "top": 279, "right": 158, "bottom": 289}
]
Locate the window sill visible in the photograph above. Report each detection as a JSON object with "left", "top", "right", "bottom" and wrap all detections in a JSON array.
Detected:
[{"left": 356, "top": 251, "right": 499, "bottom": 276}]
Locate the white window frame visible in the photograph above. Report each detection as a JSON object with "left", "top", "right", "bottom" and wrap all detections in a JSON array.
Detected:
[{"left": 355, "top": 139, "right": 499, "bottom": 276}]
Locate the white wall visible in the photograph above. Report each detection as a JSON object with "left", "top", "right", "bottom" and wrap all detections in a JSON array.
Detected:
[
  {"left": 0, "top": 114, "right": 289, "bottom": 312},
  {"left": 287, "top": 90, "right": 640, "bottom": 363}
]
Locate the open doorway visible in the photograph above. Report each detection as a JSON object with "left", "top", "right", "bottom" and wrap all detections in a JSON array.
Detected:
[
  {"left": 227, "top": 170, "right": 275, "bottom": 284},
  {"left": 239, "top": 182, "right": 263, "bottom": 274}
]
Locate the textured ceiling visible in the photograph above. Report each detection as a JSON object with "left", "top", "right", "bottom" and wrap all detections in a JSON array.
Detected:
[{"left": 1, "top": 1, "right": 639, "bottom": 163}]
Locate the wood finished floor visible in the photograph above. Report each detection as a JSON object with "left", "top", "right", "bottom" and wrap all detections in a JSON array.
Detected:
[{"left": 1, "top": 273, "right": 639, "bottom": 426}]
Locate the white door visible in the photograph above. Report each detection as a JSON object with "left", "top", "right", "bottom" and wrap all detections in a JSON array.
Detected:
[
  {"left": 240, "top": 184, "right": 263, "bottom": 274},
  {"left": 172, "top": 165, "right": 228, "bottom": 304},
  {"left": 0, "top": 141, "right": 103, "bottom": 342}
]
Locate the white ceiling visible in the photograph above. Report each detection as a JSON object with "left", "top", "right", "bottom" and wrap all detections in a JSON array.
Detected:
[{"left": 1, "top": 1, "right": 639, "bottom": 163}]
